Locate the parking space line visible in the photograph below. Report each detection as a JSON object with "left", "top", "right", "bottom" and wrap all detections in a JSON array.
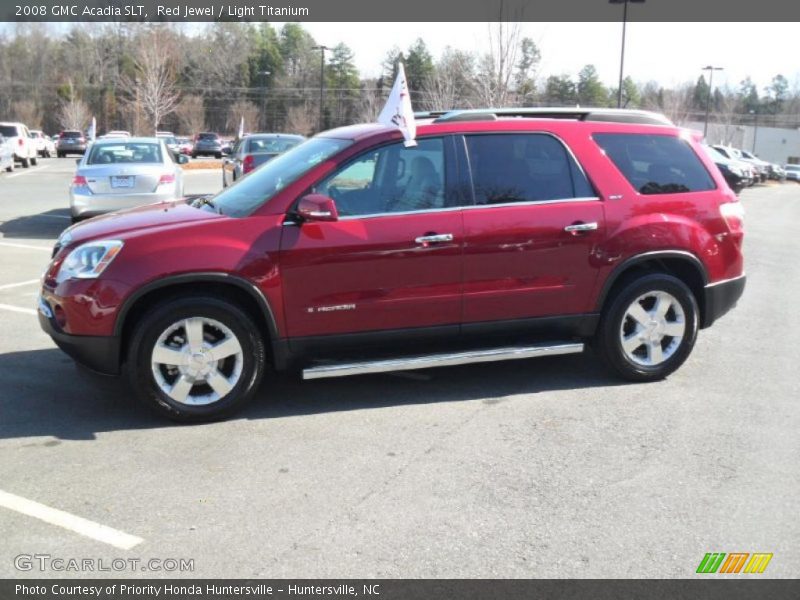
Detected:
[
  {"left": 0, "top": 303, "right": 36, "bottom": 315},
  {"left": 0, "top": 489, "right": 144, "bottom": 550},
  {"left": 0, "top": 279, "right": 40, "bottom": 291},
  {"left": 6, "top": 165, "right": 49, "bottom": 179},
  {"left": 0, "top": 241, "right": 52, "bottom": 251}
]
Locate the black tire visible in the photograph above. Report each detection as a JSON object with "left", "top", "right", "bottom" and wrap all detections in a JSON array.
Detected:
[
  {"left": 127, "top": 296, "right": 266, "bottom": 423},
  {"left": 215, "top": 152, "right": 222, "bottom": 159},
  {"left": 595, "top": 273, "right": 698, "bottom": 382},
  {"left": 5, "top": 162, "right": 12, "bottom": 173},
  {"left": 191, "top": 152, "right": 197, "bottom": 159},
  {"left": 57, "top": 152, "right": 63, "bottom": 158},
  {"left": 20, "top": 156, "right": 30, "bottom": 168},
  {"left": 30, "top": 156, "right": 37, "bottom": 166}
]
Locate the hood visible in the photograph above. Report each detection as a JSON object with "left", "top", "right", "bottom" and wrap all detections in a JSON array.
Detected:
[{"left": 62, "top": 200, "right": 225, "bottom": 245}]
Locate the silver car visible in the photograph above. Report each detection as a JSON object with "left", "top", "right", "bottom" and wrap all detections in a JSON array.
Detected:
[{"left": 70, "top": 137, "right": 188, "bottom": 222}]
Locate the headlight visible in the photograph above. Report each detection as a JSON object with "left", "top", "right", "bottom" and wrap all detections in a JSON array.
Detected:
[{"left": 56, "top": 240, "right": 124, "bottom": 284}]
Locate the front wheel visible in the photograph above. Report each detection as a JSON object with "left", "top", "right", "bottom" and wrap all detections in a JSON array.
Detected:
[
  {"left": 595, "top": 273, "right": 698, "bottom": 382},
  {"left": 128, "top": 297, "right": 266, "bottom": 422}
]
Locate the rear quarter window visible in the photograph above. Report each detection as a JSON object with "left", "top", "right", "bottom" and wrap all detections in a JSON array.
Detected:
[{"left": 594, "top": 133, "right": 715, "bottom": 195}]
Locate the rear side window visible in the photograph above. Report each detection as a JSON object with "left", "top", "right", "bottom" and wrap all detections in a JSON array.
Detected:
[
  {"left": 465, "top": 133, "right": 595, "bottom": 205},
  {"left": 0, "top": 126, "right": 18, "bottom": 137},
  {"left": 595, "top": 133, "right": 715, "bottom": 195}
]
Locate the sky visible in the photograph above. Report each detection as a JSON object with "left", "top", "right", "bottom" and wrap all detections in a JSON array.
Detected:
[{"left": 298, "top": 22, "right": 799, "bottom": 92}]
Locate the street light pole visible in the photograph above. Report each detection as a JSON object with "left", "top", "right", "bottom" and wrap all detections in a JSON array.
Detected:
[
  {"left": 750, "top": 108, "right": 759, "bottom": 153},
  {"left": 258, "top": 70, "right": 270, "bottom": 132},
  {"left": 312, "top": 45, "right": 330, "bottom": 133},
  {"left": 702, "top": 65, "right": 723, "bottom": 138},
  {"left": 609, "top": 0, "right": 645, "bottom": 109}
]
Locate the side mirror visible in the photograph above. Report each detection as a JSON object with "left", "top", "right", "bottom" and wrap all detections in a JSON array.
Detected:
[
  {"left": 176, "top": 154, "right": 189, "bottom": 165},
  {"left": 296, "top": 194, "right": 339, "bottom": 222}
]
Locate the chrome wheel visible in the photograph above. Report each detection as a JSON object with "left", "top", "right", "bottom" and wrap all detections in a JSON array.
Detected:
[
  {"left": 150, "top": 317, "right": 243, "bottom": 406},
  {"left": 619, "top": 291, "right": 685, "bottom": 367}
]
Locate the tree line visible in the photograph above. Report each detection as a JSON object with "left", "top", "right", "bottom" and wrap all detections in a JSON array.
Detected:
[{"left": 1, "top": 22, "right": 799, "bottom": 137}]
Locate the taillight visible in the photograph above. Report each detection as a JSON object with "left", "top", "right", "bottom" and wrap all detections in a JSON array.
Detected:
[
  {"left": 720, "top": 201, "right": 745, "bottom": 243},
  {"left": 242, "top": 154, "right": 255, "bottom": 174},
  {"left": 18, "top": 138, "right": 24, "bottom": 146},
  {"left": 158, "top": 174, "right": 175, "bottom": 185},
  {"left": 72, "top": 175, "right": 88, "bottom": 186}
]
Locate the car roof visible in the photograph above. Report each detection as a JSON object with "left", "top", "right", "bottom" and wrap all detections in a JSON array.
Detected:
[{"left": 415, "top": 107, "right": 674, "bottom": 126}]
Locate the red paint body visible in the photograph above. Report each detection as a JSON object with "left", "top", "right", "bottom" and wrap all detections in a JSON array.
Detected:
[{"left": 41, "top": 119, "right": 745, "bottom": 370}]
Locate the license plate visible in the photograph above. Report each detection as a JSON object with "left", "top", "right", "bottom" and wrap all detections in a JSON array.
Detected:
[{"left": 111, "top": 176, "right": 135, "bottom": 188}]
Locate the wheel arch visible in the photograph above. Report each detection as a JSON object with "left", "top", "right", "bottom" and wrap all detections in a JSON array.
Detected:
[
  {"left": 596, "top": 251, "right": 709, "bottom": 326},
  {"left": 115, "top": 273, "right": 286, "bottom": 369}
]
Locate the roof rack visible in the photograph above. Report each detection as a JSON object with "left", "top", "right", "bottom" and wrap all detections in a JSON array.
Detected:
[{"left": 421, "top": 107, "right": 673, "bottom": 126}]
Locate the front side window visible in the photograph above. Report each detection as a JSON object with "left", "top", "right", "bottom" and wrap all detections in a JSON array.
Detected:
[
  {"left": 594, "top": 133, "right": 715, "bottom": 195},
  {"left": 465, "top": 133, "right": 594, "bottom": 205},
  {"left": 208, "top": 137, "right": 352, "bottom": 218},
  {"left": 314, "top": 137, "right": 446, "bottom": 217}
]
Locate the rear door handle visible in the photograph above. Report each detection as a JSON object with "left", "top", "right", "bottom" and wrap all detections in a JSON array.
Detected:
[
  {"left": 415, "top": 233, "right": 454, "bottom": 245},
  {"left": 564, "top": 222, "right": 598, "bottom": 233}
]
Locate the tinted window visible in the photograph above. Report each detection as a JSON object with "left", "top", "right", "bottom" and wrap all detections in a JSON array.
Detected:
[
  {"left": 0, "top": 126, "right": 17, "bottom": 137},
  {"left": 465, "top": 134, "right": 594, "bottom": 205},
  {"left": 315, "top": 137, "right": 446, "bottom": 217},
  {"left": 595, "top": 133, "right": 715, "bottom": 195}
]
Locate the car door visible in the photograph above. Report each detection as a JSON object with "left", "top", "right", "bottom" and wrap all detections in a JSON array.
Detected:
[
  {"left": 279, "top": 136, "right": 465, "bottom": 341},
  {"left": 460, "top": 132, "right": 605, "bottom": 324}
]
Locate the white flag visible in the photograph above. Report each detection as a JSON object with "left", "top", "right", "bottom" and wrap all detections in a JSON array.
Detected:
[
  {"left": 378, "top": 62, "right": 416, "bottom": 147},
  {"left": 238, "top": 116, "right": 244, "bottom": 139},
  {"left": 88, "top": 116, "right": 96, "bottom": 142}
]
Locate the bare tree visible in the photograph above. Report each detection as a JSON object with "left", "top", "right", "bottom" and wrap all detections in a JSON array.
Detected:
[
  {"left": 121, "top": 27, "right": 180, "bottom": 134},
  {"left": 13, "top": 99, "right": 41, "bottom": 128},
  {"left": 175, "top": 95, "right": 206, "bottom": 135},
  {"left": 661, "top": 82, "right": 695, "bottom": 126},
  {"left": 356, "top": 85, "right": 383, "bottom": 123},
  {"left": 473, "top": 17, "right": 522, "bottom": 107},
  {"left": 57, "top": 81, "right": 90, "bottom": 130},
  {"left": 227, "top": 100, "right": 260, "bottom": 135},
  {"left": 284, "top": 102, "right": 317, "bottom": 136}
]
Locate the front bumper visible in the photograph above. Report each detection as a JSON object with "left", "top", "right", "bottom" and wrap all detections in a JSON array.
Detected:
[
  {"left": 702, "top": 274, "right": 746, "bottom": 328},
  {"left": 38, "top": 295, "right": 121, "bottom": 375}
]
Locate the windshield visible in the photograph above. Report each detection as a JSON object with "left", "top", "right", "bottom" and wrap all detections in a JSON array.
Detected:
[
  {"left": 86, "top": 142, "right": 163, "bottom": 165},
  {"left": 208, "top": 137, "right": 352, "bottom": 218}
]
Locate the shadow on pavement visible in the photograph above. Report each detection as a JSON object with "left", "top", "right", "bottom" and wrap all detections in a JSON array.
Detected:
[
  {"left": 0, "top": 209, "right": 70, "bottom": 240},
  {"left": 0, "top": 347, "right": 625, "bottom": 442}
]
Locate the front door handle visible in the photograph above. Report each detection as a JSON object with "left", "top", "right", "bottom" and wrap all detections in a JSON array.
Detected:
[
  {"left": 564, "top": 222, "right": 598, "bottom": 233},
  {"left": 415, "top": 233, "right": 454, "bottom": 245}
]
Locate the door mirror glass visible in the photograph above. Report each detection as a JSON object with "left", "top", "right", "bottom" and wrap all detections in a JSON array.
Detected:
[
  {"left": 176, "top": 154, "right": 189, "bottom": 165},
  {"left": 297, "top": 194, "right": 339, "bottom": 222}
]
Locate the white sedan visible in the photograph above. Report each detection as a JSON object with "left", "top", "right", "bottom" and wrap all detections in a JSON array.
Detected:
[{"left": 70, "top": 137, "right": 188, "bottom": 222}]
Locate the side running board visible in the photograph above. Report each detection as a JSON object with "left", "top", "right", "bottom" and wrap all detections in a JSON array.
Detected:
[{"left": 302, "top": 342, "right": 584, "bottom": 380}]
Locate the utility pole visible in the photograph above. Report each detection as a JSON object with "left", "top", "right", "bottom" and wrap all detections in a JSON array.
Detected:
[
  {"left": 258, "top": 70, "right": 270, "bottom": 131},
  {"left": 609, "top": 0, "right": 645, "bottom": 108},
  {"left": 312, "top": 45, "right": 330, "bottom": 133}
]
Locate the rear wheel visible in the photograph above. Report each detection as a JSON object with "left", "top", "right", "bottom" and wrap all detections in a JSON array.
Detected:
[
  {"left": 30, "top": 155, "right": 37, "bottom": 166},
  {"left": 596, "top": 273, "right": 698, "bottom": 382},
  {"left": 20, "top": 156, "right": 30, "bottom": 168},
  {"left": 128, "top": 297, "right": 266, "bottom": 422},
  {"left": 215, "top": 152, "right": 222, "bottom": 159}
]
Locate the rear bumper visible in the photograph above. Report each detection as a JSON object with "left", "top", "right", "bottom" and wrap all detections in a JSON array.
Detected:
[
  {"left": 702, "top": 274, "right": 746, "bottom": 328},
  {"left": 37, "top": 296, "right": 120, "bottom": 375},
  {"left": 70, "top": 189, "right": 178, "bottom": 217}
]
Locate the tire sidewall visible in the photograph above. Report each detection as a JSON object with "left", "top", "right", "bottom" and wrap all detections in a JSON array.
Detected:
[
  {"left": 128, "top": 297, "right": 265, "bottom": 422},
  {"left": 599, "top": 274, "right": 698, "bottom": 381}
]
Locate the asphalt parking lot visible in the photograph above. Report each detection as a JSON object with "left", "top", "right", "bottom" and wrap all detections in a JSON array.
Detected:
[{"left": 0, "top": 160, "right": 798, "bottom": 578}]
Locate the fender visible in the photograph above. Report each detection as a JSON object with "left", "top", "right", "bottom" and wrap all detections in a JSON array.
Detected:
[
  {"left": 113, "top": 272, "right": 287, "bottom": 367},
  {"left": 595, "top": 250, "right": 708, "bottom": 311}
]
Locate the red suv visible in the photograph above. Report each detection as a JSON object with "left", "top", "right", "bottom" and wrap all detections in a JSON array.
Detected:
[{"left": 39, "top": 109, "right": 745, "bottom": 422}]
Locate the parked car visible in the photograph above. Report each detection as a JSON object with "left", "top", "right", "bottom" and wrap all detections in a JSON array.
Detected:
[
  {"left": 738, "top": 149, "right": 771, "bottom": 182},
  {"left": 177, "top": 137, "right": 193, "bottom": 155},
  {"left": 39, "top": 108, "right": 745, "bottom": 422},
  {"left": 156, "top": 133, "right": 181, "bottom": 157},
  {"left": 767, "top": 164, "right": 785, "bottom": 181},
  {"left": 701, "top": 144, "right": 750, "bottom": 194},
  {"left": 104, "top": 130, "right": 131, "bottom": 139},
  {"left": 192, "top": 132, "right": 223, "bottom": 158},
  {"left": 222, "top": 133, "right": 305, "bottom": 187},
  {"left": 711, "top": 146, "right": 757, "bottom": 185},
  {"left": 0, "top": 122, "right": 38, "bottom": 167},
  {"left": 29, "top": 129, "right": 55, "bottom": 157},
  {"left": 0, "top": 134, "right": 13, "bottom": 172},
  {"left": 785, "top": 164, "right": 800, "bottom": 182},
  {"left": 68, "top": 136, "right": 188, "bottom": 222},
  {"left": 56, "top": 130, "right": 87, "bottom": 157}
]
